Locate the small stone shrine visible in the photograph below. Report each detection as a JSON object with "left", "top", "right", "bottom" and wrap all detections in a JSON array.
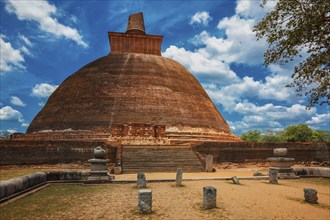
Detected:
[
  {"left": 87, "top": 146, "right": 111, "bottom": 181},
  {"left": 267, "top": 148, "right": 298, "bottom": 179}
]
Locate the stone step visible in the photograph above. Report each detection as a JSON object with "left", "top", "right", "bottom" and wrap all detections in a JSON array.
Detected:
[{"left": 121, "top": 146, "right": 203, "bottom": 173}]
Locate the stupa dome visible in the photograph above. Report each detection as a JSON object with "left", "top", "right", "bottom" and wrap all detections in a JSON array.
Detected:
[{"left": 26, "top": 12, "right": 240, "bottom": 143}]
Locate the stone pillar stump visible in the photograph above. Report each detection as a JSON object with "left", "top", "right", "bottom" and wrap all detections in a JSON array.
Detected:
[
  {"left": 176, "top": 168, "right": 183, "bottom": 187},
  {"left": 138, "top": 189, "right": 152, "bottom": 213},
  {"left": 203, "top": 186, "right": 217, "bottom": 209},
  {"left": 137, "top": 172, "right": 147, "bottom": 188},
  {"left": 269, "top": 170, "right": 278, "bottom": 184},
  {"left": 304, "top": 188, "right": 318, "bottom": 204}
]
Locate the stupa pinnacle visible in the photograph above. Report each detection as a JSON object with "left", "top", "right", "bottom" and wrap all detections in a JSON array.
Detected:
[{"left": 25, "top": 12, "right": 240, "bottom": 144}]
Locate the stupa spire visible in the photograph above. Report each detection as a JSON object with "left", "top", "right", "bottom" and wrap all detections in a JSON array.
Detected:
[{"left": 126, "top": 12, "right": 146, "bottom": 35}]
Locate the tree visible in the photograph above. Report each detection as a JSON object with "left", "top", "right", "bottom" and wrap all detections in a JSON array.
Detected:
[
  {"left": 254, "top": 0, "right": 330, "bottom": 107},
  {"left": 241, "top": 130, "right": 262, "bottom": 142},
  {"left": 260, "top": 130, "right": 285, "bottom": 142},
  {"left": 284, "top": 124, "right": 314, "bottom": 142}
]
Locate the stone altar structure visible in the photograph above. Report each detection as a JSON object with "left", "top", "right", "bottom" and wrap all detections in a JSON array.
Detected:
[
  {"left": 267, "top": 148, "right": 298, "bottom": 179},
  {"left": 87, "top": 146, "right": 111, "bottom": 181}
]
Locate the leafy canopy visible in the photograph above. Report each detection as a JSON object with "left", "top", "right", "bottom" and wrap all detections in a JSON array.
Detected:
[
  {"left": 254, "top": 0, "right": 330, "bottom": 107},
  {"left": 240, "top": 124, "right": 329, "bottom": 143}
]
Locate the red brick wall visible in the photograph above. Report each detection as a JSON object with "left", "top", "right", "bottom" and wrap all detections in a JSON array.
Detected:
[
  {"left": 0, "top": 140, "right": 117, "bottom": 165},
  {"left": 193, "top": 142, "right": 330, "bottom": 163},
  {"left": 109, "top": 32, "right": 163, "bottom": 55}
]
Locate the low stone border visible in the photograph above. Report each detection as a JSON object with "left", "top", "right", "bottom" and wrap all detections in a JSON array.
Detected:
[
  {"left": 293, "top": 167, "right": 330, "bottom": 178},
  {"left": 0, "top": 172, "right": 47, "bottom": 203}
]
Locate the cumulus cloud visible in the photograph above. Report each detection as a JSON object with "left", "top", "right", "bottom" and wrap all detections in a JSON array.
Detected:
[
  {"left": 203, "top": 74, "right": 299, "bottom": 113},
  {"left": 0, "top": 35, "right": 25, "bottom": 73},
  {"left": 190, "top": 11, "right": 213, "bottom": 26},
  {"left": 0, "top": 106, "right": 25, "bottom": 123},
  {"left": 163, "top": 45, "right": 239, "bottom": 85},
  {"left": 31, "top": 83, "right": 58, "bottom": 98},
  {"left": 10, "top": 96, "right": 26, "bottom": 107},
  {"left": 5, "top": 0, "right": 88, "bottom": 47},
  {"left": 306, "top": 114, "right": 330, "bottom": 127},
  {"left": 227, "top": 103, "right": 317, "bottom": 134},
  {"left": 235, "top": 0, "right": 277, "bottom": 20}
]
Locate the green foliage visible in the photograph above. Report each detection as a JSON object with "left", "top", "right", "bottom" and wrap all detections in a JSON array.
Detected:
[
  {"left": 284, "top": 124, "right": 314, "bottom": 142},
  {"left": 241, "top": 130, "right": 262, "bottom": 142},
  {"left": 254, "top": 0, "right": 330, "bottom": 107},
  {"left": 240, "top": 124, "right": 329, "bottom": 142}
]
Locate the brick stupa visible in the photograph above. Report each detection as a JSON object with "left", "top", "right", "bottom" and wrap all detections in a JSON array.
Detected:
[{"left": 18, "top": 12, "right": 240, "bottom": 145}]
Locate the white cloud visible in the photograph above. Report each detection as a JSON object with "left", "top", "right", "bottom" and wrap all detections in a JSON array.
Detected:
[
  {"left": 190, "top": 11, "right": 213, "bottom": 26},
  {"left": 20, "top": 46, "right": 32, "bottom": 56},
  {"left": 215, "top": 15, "right": 267, "bottom": 65},
  {"left": 0, "top": 35, "right": 25, "bottom": 73},
  {"left": 5, "top": 0, "right": 88, "bottom": 48},
  {"left": 31, "top": 83, "right": 58, "bottom": 98},
  {"left": 0, "top": 106, "right": 25, "bottom": 123},
  {"left": 163, "top": 45, "right": 239, "bottom": 85},
  {"left": 10, "top": 96, "right": 26, "bottom": 107},
  {"left": 6, "top": 129, "right": 17, "bottom": 134},
  {"left": 38, "top": 102, "right": 45, "bottom": 107},
  {"left": 203, "top": 74, "right": 299, "bottom": 113},
  {"left": 21, "top": 122, "right": 30, "bottom": 127},
  {"left": 19, "top": 35, "right": 32, "bottom": 47},
  {"left": 227, "top": 102, "right": 317, "bottom": 134},
  {"left": 235, "top": 0, "right": 277, "bottom": 20},
  {"left": 306, "top": 114, "right": 330, "bottom": 127}
]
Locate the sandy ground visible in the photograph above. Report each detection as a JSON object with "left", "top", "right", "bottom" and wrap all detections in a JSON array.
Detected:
[
  {"left": 3, "top": 179, "right": 328, "bottom": 220},
  {"left": 1, "top": 164, "right": 329, "bottom": 220}
]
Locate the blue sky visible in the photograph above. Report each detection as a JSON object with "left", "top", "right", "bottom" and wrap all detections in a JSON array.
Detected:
[{"left": 0, "top": 0, "right": 329, "bottom": 135}]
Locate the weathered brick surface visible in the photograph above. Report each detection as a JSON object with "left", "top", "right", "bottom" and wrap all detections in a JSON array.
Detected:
[
  {"left": 26, "top": 53, "right": 237, "bottom": 142},
  {"left": 0, "top": 140, "right": 116, "bottom": 165}
]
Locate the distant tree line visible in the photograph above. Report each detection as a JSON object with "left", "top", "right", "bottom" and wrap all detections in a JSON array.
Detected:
[{"left": 240, "top": 124, "right": 330, "bottom": 143}]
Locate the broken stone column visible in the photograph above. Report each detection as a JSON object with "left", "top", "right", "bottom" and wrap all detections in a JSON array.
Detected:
[
  {"left": 138, "top": 189, "right": 152, "bottom": 213},
  {"left": 231, "top": 176, "right": 240, "bottom": 184},
  {"left": 203, "top": 186, "right": 217, "bottom": 209},
  {"left": 205, "top": 155, "right": 213, "bottom": 172},
  {"left": 137, "top": 172, "right": 147, "bottom": 188},
  {"left": 269, "top": 170, "right": 278, "bottom": 184},
  {"left": 176, "top": 168, "right": 183, "bottom": 186},
  {"left": 304, "top": 188, "right": 318, "bottom": 204}
]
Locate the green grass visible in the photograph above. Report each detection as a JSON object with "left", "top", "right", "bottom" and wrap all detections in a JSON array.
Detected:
[
  {"left": 0, "top": 184, "right": 108, "bottom": 220},
  {"left": 0, "top": 169, "right": 44, "bottom": 181}
]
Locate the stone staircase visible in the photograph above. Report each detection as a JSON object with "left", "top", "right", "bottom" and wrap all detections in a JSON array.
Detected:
[{"left": 121, "top": 145, "right": 204, "bottom": 173}]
